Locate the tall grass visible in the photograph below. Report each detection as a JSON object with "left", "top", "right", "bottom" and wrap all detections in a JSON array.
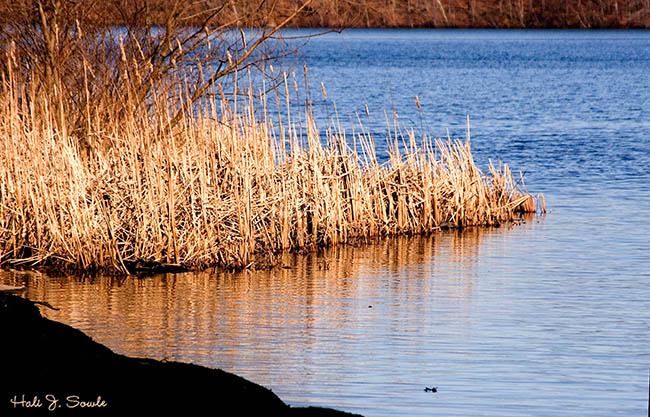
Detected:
[{"left": 0, "top": 52, "right": 542, "bottom": 275}]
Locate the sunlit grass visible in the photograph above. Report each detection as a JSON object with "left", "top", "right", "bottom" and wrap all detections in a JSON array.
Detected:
[{"left": 0, "top": 54, "right": 541, "bottom": 275}]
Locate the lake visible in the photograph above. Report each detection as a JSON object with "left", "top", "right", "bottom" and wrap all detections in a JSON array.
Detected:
[{"left": 2, "top": 29, "right": 650, "bottom": 416}]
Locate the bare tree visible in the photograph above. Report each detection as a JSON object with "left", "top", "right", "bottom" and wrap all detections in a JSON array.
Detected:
[{"left": 0, "top": 0, "right": 313, "bottom": 143}]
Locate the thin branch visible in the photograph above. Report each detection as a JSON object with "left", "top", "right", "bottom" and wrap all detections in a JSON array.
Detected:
[{"left": 166, "top": 0, "right": 314, "bottom": 131}]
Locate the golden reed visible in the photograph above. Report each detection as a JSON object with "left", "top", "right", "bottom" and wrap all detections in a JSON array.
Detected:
[{"left": 0, "top": 59, "right": 543, "bottom": 274}]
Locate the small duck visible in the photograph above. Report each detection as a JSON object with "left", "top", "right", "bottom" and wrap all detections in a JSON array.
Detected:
[{"left": 424, "top": 386, "right": 437, "bottom": 393}]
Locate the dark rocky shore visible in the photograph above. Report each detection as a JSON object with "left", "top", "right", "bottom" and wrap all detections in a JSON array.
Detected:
[{"left": 0, "top": 292, "right": 362, "bottom": 416}]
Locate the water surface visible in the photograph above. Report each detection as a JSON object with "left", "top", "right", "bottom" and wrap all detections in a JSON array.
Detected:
[{"left": 2, "top": 29, "right": 650, "bottom": 416}]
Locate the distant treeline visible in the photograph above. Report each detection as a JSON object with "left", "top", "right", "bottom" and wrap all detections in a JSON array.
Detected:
[
  {"left": 2, "top": 0, "right": 649, "bottom": 29},
  {"left": 285, "top": 0, "right": 650, "bottom": 28}
]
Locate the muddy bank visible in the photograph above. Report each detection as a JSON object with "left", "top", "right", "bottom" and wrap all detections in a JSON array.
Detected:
[{"left": 0, "top": 293, "right": 361, "bottom": 416}]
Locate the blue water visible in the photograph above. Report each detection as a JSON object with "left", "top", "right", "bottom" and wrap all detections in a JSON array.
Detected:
[
  {"left": 2, "top": 29, "right": 649, "bottom": 416},
  {"left": 288, "top": 29, "right": 650, "bottom": 185}
]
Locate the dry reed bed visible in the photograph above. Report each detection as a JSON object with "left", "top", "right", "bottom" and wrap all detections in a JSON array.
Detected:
[{"left": 0, "top": 65, "right": 541, "bottom": 275}]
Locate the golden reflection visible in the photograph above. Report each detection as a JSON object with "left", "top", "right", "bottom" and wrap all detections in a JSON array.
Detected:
[{"left": 0, "top": 217, "right": 537, "bottom": 382}]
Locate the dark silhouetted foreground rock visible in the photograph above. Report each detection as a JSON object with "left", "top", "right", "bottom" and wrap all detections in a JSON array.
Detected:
[{"left": 0, "top": 293, "right": 362, "bottom": 416}]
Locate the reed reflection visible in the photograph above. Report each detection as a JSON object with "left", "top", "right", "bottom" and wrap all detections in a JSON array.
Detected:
[{"left": 0, "top": 219, "right": 534, "bottom": 384}]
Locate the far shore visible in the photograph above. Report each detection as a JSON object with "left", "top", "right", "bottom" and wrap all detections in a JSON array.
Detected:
[{"left": 2, "top": 1, "right": 648, "bottom": 29}]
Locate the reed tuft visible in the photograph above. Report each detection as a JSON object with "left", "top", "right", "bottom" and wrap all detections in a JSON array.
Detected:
[{"left": 0, "top": 51, "right": 541, "bottom": 275}]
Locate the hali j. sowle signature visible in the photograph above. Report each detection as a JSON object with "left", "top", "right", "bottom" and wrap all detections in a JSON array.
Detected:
[{"left": 10, "top": 394, "right": 107, "bottom": 411}]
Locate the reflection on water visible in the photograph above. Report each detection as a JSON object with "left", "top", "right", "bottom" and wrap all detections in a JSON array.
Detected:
[
  {"left": 2, "top": 211, "right": 649, "bottom": 416},
  {"left": 2, "top": 223, "right": 507, "bottom": 361},
  {"left": 0, "top": 218, "right": 537, "bottom": 413}
]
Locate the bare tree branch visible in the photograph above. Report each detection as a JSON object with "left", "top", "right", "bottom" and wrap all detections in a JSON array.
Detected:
[{"left": 166, "top": 0, "right": 314, "bottom": 131}]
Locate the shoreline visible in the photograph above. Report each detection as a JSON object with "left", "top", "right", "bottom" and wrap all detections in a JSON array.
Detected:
[
  {"left": 3, "top": 1, "right": 648, "bottom": 29},
  {"left": 0, "top": 292, "right": 362, "bottom": 416}
]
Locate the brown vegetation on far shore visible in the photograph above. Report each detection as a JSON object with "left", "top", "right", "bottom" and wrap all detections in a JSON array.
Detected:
[
  {"left": 285, "top": 0, "right": 650, "bottom": 29},
  {"left": 2, "top": 0, "right": 649, "bottom": 29}
]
